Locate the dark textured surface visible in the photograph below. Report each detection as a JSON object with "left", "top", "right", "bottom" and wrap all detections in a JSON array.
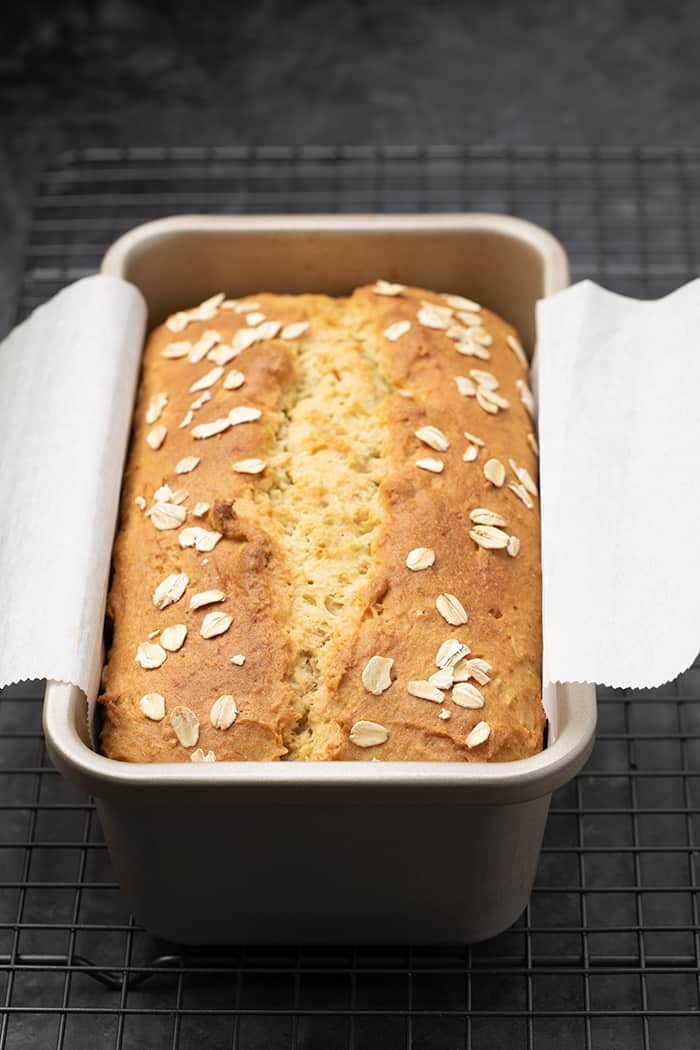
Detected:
[
  {"left": 4, "top": 3, "right": 700, "bottom": 1043},
  {"left": 3, "top": 0, "right": 700, "bottom": 332},
  {"left": 3, "top": 146, "right": 700, "bottom": 1049}
]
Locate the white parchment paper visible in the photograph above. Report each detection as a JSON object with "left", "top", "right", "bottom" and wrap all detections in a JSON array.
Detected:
[
  {"left": 0, "top": 275, "right": 147, "bottom": 693},
  {"left": 537, "top": 278, "right": 700, "bottom": 688}
]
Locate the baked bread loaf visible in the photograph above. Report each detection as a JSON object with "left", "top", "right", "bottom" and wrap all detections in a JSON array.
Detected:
[{"left": 98, "top": 283, "right": 544, "bottom": 763}]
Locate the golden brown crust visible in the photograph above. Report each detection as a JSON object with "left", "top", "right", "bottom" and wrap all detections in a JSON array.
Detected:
[
  {"left": 322, "top": 287, "right": 543, "bottom": 761},
  {"left": 99, "top": 295, "right": 313, "bottom": 762},
  {"left": 99, "top": 285, "right": 544, "bottom": 763}
]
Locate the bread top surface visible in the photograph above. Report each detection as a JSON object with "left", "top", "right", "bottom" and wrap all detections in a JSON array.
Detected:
[{"left": 98, "top": 284, "right": 543, "bottom": 763}]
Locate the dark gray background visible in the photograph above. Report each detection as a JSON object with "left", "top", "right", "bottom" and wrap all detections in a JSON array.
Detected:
[{"left": 2, "top": 0, "right": 699, "bottom": 333}]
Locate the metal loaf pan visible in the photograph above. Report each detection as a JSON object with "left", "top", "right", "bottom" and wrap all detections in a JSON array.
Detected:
[{"left": 43, "top": 214, "right": 597, "bottom": 945}]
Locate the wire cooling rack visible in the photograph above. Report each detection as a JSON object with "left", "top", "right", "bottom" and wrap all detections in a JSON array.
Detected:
[{"left": 3, "top": 146, "right": 700, "bottom": 1049}]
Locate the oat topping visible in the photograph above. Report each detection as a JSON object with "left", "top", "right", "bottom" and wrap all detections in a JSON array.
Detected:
[
  {"left": 189, "top": 590, "right": 225, "bottom": 610},
  {"left": 407, "top": 680, "right": 444, "bottom": 703},
  {"left": 527, "top": 431, "right": 539, "bottom": 456},
  {"left": 469, "top": 369, "right": 499, "bottom": 390},
  {"left": 153, "top": 483, "right": 174, "bottom": 502},
  {"left": 179, "top": 526, "right": 222, "bottom": 552},
  {"left": 245, "top": 311, "right": 266, "bottom": 327},
  {"left": 415, "top": 425, "right": 449, "bottom": 452},
  {"left": 436, "top": 593, "right": 468, "bottom": 626},
  {"left": 454, "top": 657, "right": 491, "bottom": 685},
  {"left": 455, "top": 375, "right": 477, "bottom": 397},
  {"left": 417, "top": 303, "right": 451, "bottom": 329},
  {"left": 179, "top": 410, "right": 194, "bottom": 429},
  {"left": 189, "top": 366, "right": 224, "bottom": 394},
  {"left": 450, "top": 328, "right": 493, "bottom": 360},
  {"left": 509, "top": 459, "right": 538, "bottom": 497},
  {"left": 233, "top": 301, "right": 261, "bottom": 314},
  {"left": 190, "top": 748, "right": 216, "bottom": 763},
  {"left": 255, "top": 320, "right": 283, "bottom": 342},
  {"left": 475, "top": 389, "right": 498, "bottom": 415},
  {"left": 147, "top": 502, "right": 188, "bottom": 530},
  {"left": 191, "top": 417, "right": 231, "bottom": 439},
  {"left": 162, "top": 339, "right": 192, "bottom": 360},
  {"left": 169, "top": 488, "right": 189, "bottom": 505},
  {"left": 439, "top": 709, "right": 452, "bottom": 721},
  {"left": 208, "top": 343, "right": 242, "bottom": 367},
  {"left": 435, "top": 639, "right": 471, "bottom": 669},
  {"left": 221, "top": 299, "right": 238, "bottom": 310},
  {"left": 189, "top": 293, "right": 226, "bottom": 321},
  {"left": 507, "top": 535, "right": 521, "bottom": 557},
  {"left": 232, "top": 458, "right": 266, "bottom": 474},
  {"left": 223, "top": 369, "right": 246, "bottom": 390},
  {"left": 171, "top": 705, "right": 199, "bottom": 747},
  {"left": 516, "top": 378, "right": 536, "bottom": 418},
  {"left": 384, "top": 320, "right": 412, "bottom": 342},
  {"left": 210, "top": 694, "right": 238, "bottom": 730},
  {"left": 508, "top": 482, "right": 535, "bottom": 510},
  {"left": 507, "top": 333, "right": 529, "bottom": 368},
  {"left": 466, "top": 720, "right": 491, "bottom": 749},
  {"left": 464, "top": 430, "right": 484, "bottom": 447},
  {"left": 146, "top": 424, "right": 167, "bottom": 450},
  {"left": 139, "top": 693, "right": 165, "bottom": 721},
  {"left": 230, "top": 653, "right": 246, "bottom": 666},
  {"left": 281, "top": 321, "right": 309, "bottom": 340},
  {"left": 193, "top": 502, "right": 210, "bottom": 517},
  {"left": 145, "top": 392, "right": 169, "bottom": 424},
  {"left": 453, "top": 683, "right": 486, "bottom": 709},
  {"left": 469, "top": 524, "right": 510, "bottom": 550},
  {"left": 231, "top": 327, "right": 260, "bottom": 355},
  {"left": 444, "top": 294, "right": 481, "bottom": 312},
  {"left": 468, "top": 342, "right": 492, "bottom": 361},
  {"left": 136, "top": 641, "right": 167, "bottom": 669},
  {"left": 405, "top": 547, "right": 436, "bottom": 571},
  {"left": 468, "top": 327, "right": 493, "bottom": 348},
  {"left": 416, "top": 458, "right": 444, "bottom": 473},
  {"left": 188, "top": 331, "right": 221, "bottom": 364},
  {"left": 456, "top": 310, "right": 483, "bottom": 327},
  {"left": 160, "top": 624, "right": 188, "bottom": 652},
  {"left": 362, "top": 655, "right": 394, "bottom": 695},
  {"left": 468, "top": 660, "right": 492, "bottom": 685},
  {"left": 446, "top": 323, "right": 470, "bottom": 342},
  {"left": 397, "top": 389, "right": 414, "bottom": 398},
  {"left": 134, "top": 496, "right": 147, "bottom": 510},
  {"left": 228, "top": 406, "right": 262, "bottom": 426},
  {"left": 200, "top": 611, "right": 233, "bottom": 639},
  {"left": 463, "top": 446, "right": 478, "bottom": 462},
  {"left": 469, "top": 508, "right": 507, "bottom": 527},
  {"left": 152, "top": 572, "right": 189, "bottom": 610},
  {"left": 165, "top": 312, "right": 190, "bottom": 334},
  {"left": 428, "top": 667, "right": 454, "bottom": 690},
  {"left": 374, "top": 279, "right": 406, "bottom": 296},
  {"left": 192, "top": 393, "right": 212, "bottom": 414},
  {"left": 484, "top": 458, "right": 506, "bottom": 487},
  {"left": 476, "top": 387, "right": 509, "bottom": 413},
  {"left": 175, "top": 455, "right": 201, "bottom": 475},
  {"left": 349, "top": 720, "right": 389, "bottom": 748}
]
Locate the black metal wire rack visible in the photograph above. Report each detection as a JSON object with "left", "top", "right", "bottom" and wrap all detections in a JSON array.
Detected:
[{"left": 2, "top": 146, "right": 700, "bottom": 1049}]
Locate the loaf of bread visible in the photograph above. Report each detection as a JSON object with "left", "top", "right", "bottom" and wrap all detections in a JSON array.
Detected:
[{"left": 98, "top": 282, "right": 544, "bottom": 763}]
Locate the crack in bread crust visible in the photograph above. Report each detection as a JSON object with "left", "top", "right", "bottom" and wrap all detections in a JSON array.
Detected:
[{"left": 249, "top": 296, "right": 391, "bottom": 759}]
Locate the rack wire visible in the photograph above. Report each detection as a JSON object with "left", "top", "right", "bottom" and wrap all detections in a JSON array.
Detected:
[{"left": 2, "top": 146, "right": 700, "bottom": 1049}]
